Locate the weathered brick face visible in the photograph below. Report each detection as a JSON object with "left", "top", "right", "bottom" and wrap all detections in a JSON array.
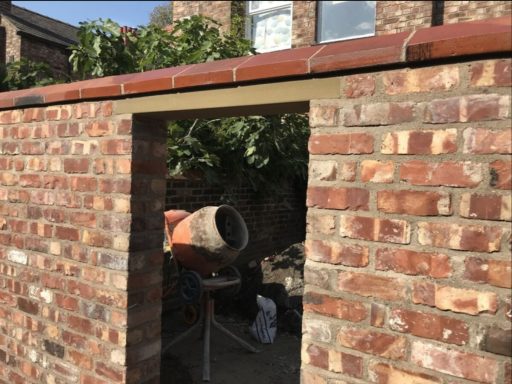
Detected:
[
  {"left": 303, "top": 58, "right": 512, "bottom": 383},
  {"left": 20, "top": 37, "right": 70, "bottom": 78},
  {"left": 0, "top": 103, "right": 167, "bottom": 383},
  {"left": 172, "top": 0, "right": 232, "bottom": 35}
]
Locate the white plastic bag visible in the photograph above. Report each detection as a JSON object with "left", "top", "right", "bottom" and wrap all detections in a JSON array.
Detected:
[{"left": 250, "top": 295, "right": 277, "bottom": 344}]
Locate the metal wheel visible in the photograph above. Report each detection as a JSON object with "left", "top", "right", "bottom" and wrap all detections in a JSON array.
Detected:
[{"left": 179, "top": 270, "right": 203, "bottom": 304}]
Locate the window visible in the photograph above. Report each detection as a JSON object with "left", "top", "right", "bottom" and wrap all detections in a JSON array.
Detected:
[
  {"left": 247, "top": 1, "right": 292, "bottom": 53},
  {"left": 317, "top": 1, "right": 376, "bottom": 43}
]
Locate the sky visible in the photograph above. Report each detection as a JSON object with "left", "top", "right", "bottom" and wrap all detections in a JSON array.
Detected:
[{"left": 12, "top": 1, "right": 170, "bottom": 27}]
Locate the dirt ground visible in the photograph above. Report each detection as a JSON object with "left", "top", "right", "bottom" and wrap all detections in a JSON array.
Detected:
[{"left": 160, "top": 312, "right": 301, "bottom": 384}]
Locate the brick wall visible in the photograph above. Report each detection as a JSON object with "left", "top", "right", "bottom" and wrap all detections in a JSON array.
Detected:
[
  {"left": 302, "top": 58, "right": 512, "bottom": 383},
  {"left": 376, "top": 1, "right": 433, "bottom": 35},
  {"left": 1, "top": 17, "right": 21, "bottom": 62},
  {"left": 172, "top": 0, "right": 232, "bottom": 35},
  {"left": 291, "top": 1, "right": 316, "bottom": 48},
  {"left": 0, "top": 103, "right": 168, "bottom": 383},
  {"left": 444, "top": 1, "right": 512, "bottom": 24},
  {"left": 20, "top": 37, "right": 70, "bottom": 78},
  {"left": 165, "top": 177, "right": 306, "bottom": 265}
]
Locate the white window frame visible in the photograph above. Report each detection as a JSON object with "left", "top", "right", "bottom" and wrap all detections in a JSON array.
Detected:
[
  {"left": 317, "top": 1, "right": 377, "bottom": 44},
  {"left": 246, "top": 1, "right": 293, "bottom": 53}
]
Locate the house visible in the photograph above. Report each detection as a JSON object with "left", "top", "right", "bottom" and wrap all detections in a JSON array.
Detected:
[
  {"left": 172, "top": 1, "right": 511, "bottom": 52},
  {"left": 0, "top": 0, "right": 78, "bottom": 77}
]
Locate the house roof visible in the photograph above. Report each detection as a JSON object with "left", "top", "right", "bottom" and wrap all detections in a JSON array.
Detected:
[{"left": 2, "top": 5, "right": 78, "bottom": 47}]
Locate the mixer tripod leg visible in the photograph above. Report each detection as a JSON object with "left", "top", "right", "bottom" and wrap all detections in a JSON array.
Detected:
[
  {"left": 210, "top": 299, "right": 259, "bottom": 353},
  {"left": 162, "top": 303, "right": 204, "bottom": 355}
]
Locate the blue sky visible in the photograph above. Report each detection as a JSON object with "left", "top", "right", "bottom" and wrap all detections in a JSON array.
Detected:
[{"left": 12, "top": 1, "right": 170, "bottom": 27}]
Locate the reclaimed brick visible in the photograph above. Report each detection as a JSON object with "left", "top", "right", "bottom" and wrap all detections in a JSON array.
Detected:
[
  {"left": 381, "top": 129, "right": 457, "bottom": 154},
  {"left": 411, "top": 341, "right": 498, "bottom": 383},
  {"left": 490, "top": 160, "right": 512, "bottom": 190},
  {"left": 303, "top": 291, "right": 367, "bottom": 322},
  {"left": 470, "top": 59, "right": 512, "bottom": 87},
  {"left": 370, "top": 363, "right": 441, "bottom": 384},
  {"left": 376, "top": 248, "right": 451, "bottom": 278},
  {"left": 412, "top": 282, "right": 498, "bottom": 315},
  {"left": 309, "top": 103, "right": 339, "bottom": 127},
  {"left": 307, "top": 186, "right": 369, "bottom": 210},
  {"left": 305, "top": 239, "right": 369, "bottom": 267},
  {"left": 337, "top": 327, "right": 407, "bottom": 360},
  {"left": 463, "top": 127, "right": 512, "bottom": 154},
  {"left": 460, "top": 192, "right": 511, "bottom": 221},
  {"left": 339, "top": 215, "right": 410, "bottom": 244},
  {"left": 308, "top": 133, "right": 374, "bottom": 155},
  {"left": 302, "top": 344, "right": 363, "bottom": 377},
  {"left": 418, "top": 221, "right": 502, "bottom": 252},
  {"left": 338, "top": 271, "right": 406, "bottom": 301},
  {"left": 377, "top": 190, "right": 451, "bottom": 216},
  {"left": 389, "top": 308, "right": 469, "bottom": 345},
  {"left": 309, "top": 160, "right": 337, "bottom": 182},
  {"left": 400, "top": 160, "right": 482, "bottom": 187},
  {"left": 306, "top": 213, "right": 335, "bottom": 235},
  {"left": 482, "top": 326, "right": 512, "bottom": 356},
  {"left": 344, "top": 74, "right": 375, "bottom": 98},
  {"left": 464, "top": 257, "right": 512, "bottom": 288},
  {"left": 361, "top": 160, "right": 394, "bottom": 183},
  {"left": 383, "top": 66, "right": 459, "bottom": 95},
  {"left": 345, "top": 102, "right": 415, "bottom": 126}
]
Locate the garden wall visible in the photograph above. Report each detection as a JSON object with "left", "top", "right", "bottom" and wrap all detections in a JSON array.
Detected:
[
  {"left": 302, "top": 58, "right": 511, "bottom": 383},
  {"left": 0, "top": 15, "right": 509, "bottom": 384}
]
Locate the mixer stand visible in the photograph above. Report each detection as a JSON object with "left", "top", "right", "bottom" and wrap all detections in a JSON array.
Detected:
[{"left": 162, "top": 276, "right": 259, "bottom": 382}]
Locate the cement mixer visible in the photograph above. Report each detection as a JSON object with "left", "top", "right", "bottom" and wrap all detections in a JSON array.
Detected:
[{"left": 163, "top": 205, "right": 257, "bottom": 382}]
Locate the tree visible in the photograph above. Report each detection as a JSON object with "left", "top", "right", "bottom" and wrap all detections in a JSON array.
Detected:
[
  {"left": 0, "top": 58, "right": 57, "bottom": 91},
  {"left": 68, "top": 16, "right": 309, "bottom": 196},
  {"left": 149, "top": 2, "right": 173, "bottom": 28}
]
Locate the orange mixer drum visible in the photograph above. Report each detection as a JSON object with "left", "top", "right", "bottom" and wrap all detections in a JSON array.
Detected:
[{"left": 170, "top": 205, "right": 249, "bottom": 276}]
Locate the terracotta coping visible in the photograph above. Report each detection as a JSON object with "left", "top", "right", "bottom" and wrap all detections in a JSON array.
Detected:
[{"left": 0, "top": 16, "right": 510, "bottom": 110}]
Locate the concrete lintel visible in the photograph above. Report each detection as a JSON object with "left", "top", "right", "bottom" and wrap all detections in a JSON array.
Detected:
[{"left": 113, "top": 77, "right": 341, "bottom": 115}]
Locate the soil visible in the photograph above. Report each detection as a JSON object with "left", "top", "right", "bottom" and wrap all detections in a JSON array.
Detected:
[
  {"left": 160, "top": 313, "right": 301, "bottom": 384},
  {"left": 160, "top": 243, "right": 305, "bottom": 384}
]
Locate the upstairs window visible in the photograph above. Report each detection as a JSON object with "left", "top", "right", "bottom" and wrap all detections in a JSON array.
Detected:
[
  {"left": 247, "top": 1, "right": 292, "bottom": 53},
  {"left": 317, "top": 1, "right": 376, "bottom": 43}
]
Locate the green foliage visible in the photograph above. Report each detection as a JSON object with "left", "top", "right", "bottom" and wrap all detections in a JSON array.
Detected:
[
  {"left": 149, "top": 2, "right": 173, "bottom": 28},
  {"left": 69, "top": 16, "right": 308, "bottom": 196},
  {"left": 69, "top": 16, "right": 255, "bottom": 79},
  {"left": 0, "top": 58, "right": 57, "bottom": 91},
  {"left": 167, "top": 114, "right": 309, "bottom": 194}
]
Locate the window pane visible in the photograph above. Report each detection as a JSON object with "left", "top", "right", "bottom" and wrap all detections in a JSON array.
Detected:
[
  {"left": 249, "top": 1, "right": 291, "bottom": 13},
  {"left": 251, "top": 8, "right": 292, "bottom": 52},
  {"left": 318, "top": 1, "right": 376, "bottom": 42}
]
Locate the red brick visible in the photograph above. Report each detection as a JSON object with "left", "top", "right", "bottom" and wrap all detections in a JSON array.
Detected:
[
  {"left": 303, "top": 291, "right": 367, "bottom": 322},
  {"left": 490, "top": 160, "right": 512, "bottom": 189},
  {"left": 361, "top": 160, "right": 394, "bottom": 183},
  {"left": 389, "top": 308, "right": 469, "bottom": 345},
  {"left": 411, "top": 341, "right": 499, "bottom": 383},
  {"left": 471, "top": 59, "right": 512, "bottom": 87},
  {"left": 464, "top": 257, "right": 512, "bottom": 288},
  {"left": 20, "top": 142, "right": 45, "bottom": 155},
  {"left": 302, "top": 344, "right": 363, "bottom": 377},
  {"left": 57, "top": 122, "right": 81, "bottom": 137},
  {"left": 68, "top": 350, "right": 93, "bottom": 370},
  {"left": 70, "top": 212, "right": 97, "bottom": 228},
  {"left": 336, "top": 327, "right": 407, "bottom": 360},
  {"left": 344, "top": 74, "right": 375, "bottom": 98},
  {"left": 82, "top": 230, "right": 112, "bottom": 248},
  {"left": 17, "top": 297, "right": 39, "bottom": 315},
  {"left": 344, "top": 101, "right": 414, "bottom": 126},
  {"left": 95, "top": 362, "right": 124, "bottom": 382},
  {"left": 376, "top": 248, "right": 452, "bottom": 278},
  {"left": 400, "top": 160, "right": 482, "bottom": 187},
  {"left": 55, "top": 226, "right": 80, "bottom": 241},
  {"left": 100, "top": 139, "right": 132, "bottom": 155},
  {"left": 424, "top": 94, "right": 510, "bottom": 123},
  {"left": 64, "top": 158, "right": 89, "bottom": 174},
  {"left": 85, "top": 121, "right": 112, "bottom": 137},
  {"left": 306, "top": 214, "right": 335, "bottom": 235},
  {"left": 309, "top": 103, "right": 339, "bottom": 127},
  {"left": 370, "top": 363, "right": 441, "bottom": 384},
  {"left": 22, "top": 108, "right": 44, "bottom": 123},
  {"left": 305, "top": 239, "right": 368, "bottom": 267},
  {"left": 381, "top": 129, "right": 457, "bottom": 154},
  {"left": 11, "top": 126, "right": 31, "bottom": 139},
  {"left": 19, "top": 175, "right": 41, "bottom": 188},
  {"left": 338, "top": 271, "right": 406, "bottom": 301},
  {"left": 412, "top": 282, "right": 498, "bottom": 315},
  {"left": 339, "top": 215, "right": 410, "bottom": 244},
  {"left": 383, "top": 66, "right": 459, "bottom": 95},
  {"left": 460, "top": 192, "right": 511, "bottom": 221},
  {"left": 45, "top": 105, "right": 72, "bottom": 121},
  {"left": 463, "top": 127, "right": 512, "bottom": 154},
  {"left": 308, "top": 133, "right": 374, "bottom": 154},
  {"left": 377, "top": 190, "right": 451, "bottom": 216},
  {"left": 55, "top": 293, "right": 79, "bottom": 311},
  {"left": 307, "top": 186, "right": 369, "bottom": 210},
  {"left": 418, "top": 221, "right": 502, "bottom": 252},
  {"left": 70, "top": 177, "right": 97, "bottom": 192}
]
